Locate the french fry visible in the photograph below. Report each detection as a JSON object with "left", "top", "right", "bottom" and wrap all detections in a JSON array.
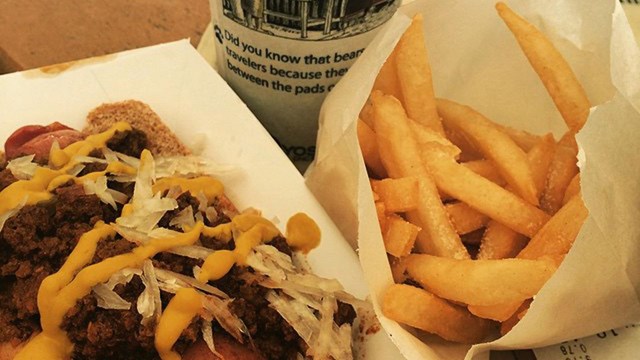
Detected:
[
  {"left": 444, "top": 126, "right": 485, "bottom": 162},
  {"left": 372, "top": 93, "right": 469, "bottom": 259},
  {"left": 518, "top": 195, "right": 588, "bottom": 260},
  {"left": 469, "top": 300, "right": 522, "bottom": 322},
  {"left": 496, "top": 2, "right": 591, "bottom": 131},
  {"left": 407, "top": 118, "right": 461, "bottom": 158},
  {"left": 362, "top": 5, "right": 592, "bottom": 342},
  {"left": 389, "top": 256, "right": 409, "bottom": 283},
  {"left": 477, "top": 134, "right": 555, "bottom": 260},
  {"left": 469, "top": 255, "right": 563, "bottom": 322},
  {"left": 445, "top": 202, "right": 489, "bottom": 235},
  {"left": 527, "top": 133, "right": 556, "bottom": 196},
  {"left": 383, "top": 214, "right": 421, "bottom": 257},
  {"left": 370, "top": 179, "right": 380, "bottom": 201},
  {"left": 563, "top": 173, "right": 581, "bottom": 205},
  {"left": 541, "top": 131, "right": 579, "bottom": 214},
  {"left": 462, "top": 160, "right": 505, "bottom": 186},
  {"left": 372, "top": 49, "right": 403, "bottom": 101},
  {"left": 395, "top": 15, "right": 444, "bottom": 135},
  {"left": 494, "top": 123, "right": 541, "bottom": 152},
  {"left": 375, "top": 201, "right": 388, "bottom": 234},
  {"left": 375, "top": 177, "right": 419, "bottom": 213},
  {"left": 477, "top": 221, "right": 528, "bottom": 260},
  {"left": 382, "top": 284, "right": 493, "bottom": 343},
  {"left": 498, "top": 300, "right": 532, "bottom": 335},
  {"left": 437, "top": 98, "right": 539, "bottom": 205},
  {"left": 357, "top": 119, "right": 386, "bottom": 178},
  {"left": 359, "top": 98, "right": 375, "bottom": 128},
  {"left": 420, "top": 143, "right": 550, "bottom": 237},
  {"left": 406, "top": 254, "right": 557, "bottom": 306},
  {"left": 473, "top": 196, "right": 587, "bottom": 321}
]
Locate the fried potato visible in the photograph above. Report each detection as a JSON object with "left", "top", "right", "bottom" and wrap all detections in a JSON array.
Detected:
[
  {"left": 444, "top": 126, "right": 484, "bottom": 162},
  {"left": 359, "top": 4, "right": 592, "bottom": 343},
  {"left": 437, "top": 99, "right": 539, "bottom": 205},
  {"left": 462, "top": 160, "right": 505, "bottom": 186},
  {"left": 468, "top": 301, "right": 522, "bottom": 322},
  {"left": 494, "top": 123, "right": 541, "bottom": 152},
  {"left": 372, "top": 49, "right": 403, "bottom": 101},
  {"left": 477, "top": 134, "right": 554, "bottom": 260},
  {"left": 374, "top": 200, "right": 388, "bottom": 233},
  {"left": 357, "top": 119, "right": 386, "bottom": 178},
  {"left": 445, "top": 202, "right": 489, "bottom": 235},
  {"left": 498, "top": 300, "right": 532, "bottom": 335},
  {"left": 382, "top": 284, "right": 493, "bottom": 343},
  {"left": 563, "top": 173, "right": 581, "bottom": 205},
  {"left": 420, "top": 143, "right": 550, "bottom": 237},
  {"left": 407, "top": 118, "right": 461, "bottom": 158},
  {"left": 374, "top": 177, "right": 419, "bottom": 213},
  {"left": 477, "top": 221, "right": 528, "bottom": 260},
  {"left": 395, "top": 15, "right": 444, "bottom": 135},
  {"left": 383, "top": 214, "right": 421, "bottom": 257},
  {"left": 359, "top": 98, "right": 374, "bottom": 128},
  {"left": 372, "top": 93, "right": 468, "bottom": 259},
  {"left": 518, "top": 195, "right": 588, "bottom": 260},
  {"left": 472, "top": 196, "right": 587, "bottom": 320},
  {"left": 527, "top": 133, "right": 556, "bottom": 196},
  {"left": 389, "top": 255, "right": 409, "bottom": 283},
  {"left": 406, "top": 254, "right": 557, "bottom": 306},
  {"left": 541, "top": 132, "right": 579, "bottom": 214},
  {"left": 496, "top": 2, "right": 591, "bottom": 131}
]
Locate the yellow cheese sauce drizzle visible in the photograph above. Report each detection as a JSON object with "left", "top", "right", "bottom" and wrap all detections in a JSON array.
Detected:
[{"left": 5, "top": 122, "right": 322, "bottom": 360}]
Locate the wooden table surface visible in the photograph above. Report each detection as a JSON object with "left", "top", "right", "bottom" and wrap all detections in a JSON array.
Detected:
[{"left": 0, "top": 0, "right": 211, "bottom": 74}]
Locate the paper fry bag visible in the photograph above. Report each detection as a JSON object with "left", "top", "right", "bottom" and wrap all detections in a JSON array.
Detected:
[{"left": 305, "top": 0, "right": 640, "bottom": 359}]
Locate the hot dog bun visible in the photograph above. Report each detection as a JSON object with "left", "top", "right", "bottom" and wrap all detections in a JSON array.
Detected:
[{"left": 83, "top": 100, "right": 191, "bottom": 156}]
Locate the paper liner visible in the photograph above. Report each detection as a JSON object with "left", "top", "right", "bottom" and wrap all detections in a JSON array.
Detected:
[{"left": 306, "top": 0, "right": 640, "bottom": 359}]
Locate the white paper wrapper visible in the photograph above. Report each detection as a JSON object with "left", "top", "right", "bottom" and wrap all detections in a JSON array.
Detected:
[
  {"left": 306, "top": 0, "right": 640, "bottom": 359},
  {"left": 0, "top": 40, "right": 402, "bottom": 359}
]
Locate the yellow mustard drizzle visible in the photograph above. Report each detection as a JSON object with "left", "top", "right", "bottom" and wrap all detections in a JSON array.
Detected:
[
  {"left": 5, "top": 121, "right": 323, "bottom": 360},
  {"left": 286, "top": 213, "right": 321, "bottom": 254},
  {"left": 16, "top": 222, "right": 205, "bottom": 359},
  {"left": 154, "top": 288, "right": 203, "bottom": 360},
  {"left": 0, "top": 122, "right": 132, "bottom": 215},
  {"left": 49, "top": 122, "right": 131, "bottom": 169},
  {"left": 201, "top": 222, "right": 233, "bottom": 242},
  {"left": 152, "top": 176, "right": 224, "bottom": 200},
  {"left": 16, "top": 222, "right": 115, "bottom": 360},
  {"left": 196, "top": 214, "right": 280, "bottom": 282},
  {"left": 195, "top": 212, "right": 321, "bottom": 282},
  {"left": 46, "top": 161, "right": 137, "bottom": 192}
]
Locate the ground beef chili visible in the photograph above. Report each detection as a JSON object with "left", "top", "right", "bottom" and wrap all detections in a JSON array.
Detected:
[
  {"left": 0, "top": 128, "right": 158, "bottom": 351},
  {"left": 0, "top": 127, "right": 354, "bottom": 359},
  {"left": 0, "top": 168, "right": 17, "bottom": 191},
  {"left": 0, "top": 183, "right": 118, "bottom": 343},
  {"left": 106, "top": 129, "right": 147, "bottom": 158}
]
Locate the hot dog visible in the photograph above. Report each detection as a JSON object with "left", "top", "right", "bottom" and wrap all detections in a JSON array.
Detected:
[
  {"left": 4, "top": 122, "right": 83, "bottom": 162},
  {"left": 0, "top": 100, "right": 366, "bottom": 360}
]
